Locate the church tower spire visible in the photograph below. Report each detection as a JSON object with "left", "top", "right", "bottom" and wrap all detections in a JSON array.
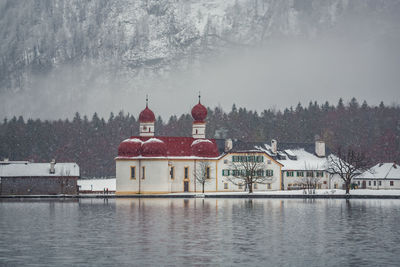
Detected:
[
  {"left": 191, "top": 92, "right": 207, "bottom": 139},
  {"left": 139, "top": 95, "right": 155, "bottom": 137}
]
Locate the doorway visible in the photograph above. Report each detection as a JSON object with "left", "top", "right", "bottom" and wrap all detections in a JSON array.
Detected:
[
  {"left": 362, "top": 181, "right": 366, "bottom": 189},
  {"left": 184, "top": 181, "right": 189, "bottom": 192}
]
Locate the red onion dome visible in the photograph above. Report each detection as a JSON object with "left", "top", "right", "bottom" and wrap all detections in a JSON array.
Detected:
[
  {"left": 191, "top": 102, "right": 207, "bottom": 122},
  {"left": 191, "top": 139, "right": 219, "bottom": 157},
  {"left": 141, "top": 138, "right": 167, "bottom": 157},
  {"left": 118, "top": 139, "right": 143, "bottom": 157},
  {"left": 139, "top": 106, "right": 155, "bottom": 123}
]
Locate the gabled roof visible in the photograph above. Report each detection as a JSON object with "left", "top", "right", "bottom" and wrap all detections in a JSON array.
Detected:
[
  {"left": 223, "top": 139, "right": 331, "bottom": 171},
  {"left": 356, "top": 163, "right": 400, "bottom": 179},
  {"left": 0, "top": 161, "right": 80, "bottom": 177}
]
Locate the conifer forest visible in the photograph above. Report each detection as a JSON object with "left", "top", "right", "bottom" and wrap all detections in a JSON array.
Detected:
[{"left": 1, "top": 98, "right": 399, "bottom": 178}]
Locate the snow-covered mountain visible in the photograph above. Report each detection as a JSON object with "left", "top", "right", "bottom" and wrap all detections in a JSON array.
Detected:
[{"left": 1, "top": 0, "right": 399, "bottom": 119}]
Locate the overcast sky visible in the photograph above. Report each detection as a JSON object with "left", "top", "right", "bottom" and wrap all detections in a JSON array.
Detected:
[{"left": 1, "top": 0, "right": 400, "bottom": 120}]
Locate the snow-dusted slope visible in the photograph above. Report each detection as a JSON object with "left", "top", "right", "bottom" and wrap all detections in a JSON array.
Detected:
[{"left": 0, "top": 0, "right": 399, "bottom": 118}]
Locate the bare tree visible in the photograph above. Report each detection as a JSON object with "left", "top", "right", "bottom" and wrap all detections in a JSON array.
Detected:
[
  {"left": 326, "top": 146, "right": 371, "bottom": 194},
  {"left": 194, "top": 161, "right": 212, "bottom": 193},
  {"left": 226, "top": 153, "right": 275, "bottom": 193},
  {"left": 298, "top": 164, "right": 322, "bottom": 194}
]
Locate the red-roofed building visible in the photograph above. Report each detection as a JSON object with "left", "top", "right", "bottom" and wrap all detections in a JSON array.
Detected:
[{"left": 115, "top": 96, "right": 283, "bottom": 194}]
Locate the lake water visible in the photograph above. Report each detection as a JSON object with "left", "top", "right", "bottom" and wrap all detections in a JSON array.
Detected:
[{"left": 1, "top": 198, "right": 400, "bottom": 266}]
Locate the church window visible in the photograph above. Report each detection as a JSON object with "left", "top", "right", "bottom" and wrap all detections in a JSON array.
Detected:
[
  {"left": 130, "top": 166, "right": 136, "bottom": 179},
  {"left": 206, "top": 167, "right": 210, "bottom": 179},
  {"left": 170, "top": 167, "right": 175, "bottom": 179},
  {"left": 184, "top": 167, "right": 189, "bottom": 179},
  {"left": 142, "top": 166, "right": 145, "bottom": 179}
]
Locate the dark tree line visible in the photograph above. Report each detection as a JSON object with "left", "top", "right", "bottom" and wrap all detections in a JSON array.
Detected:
[{"left": 0, "top": 98, "right": 399, "bottom": 178}]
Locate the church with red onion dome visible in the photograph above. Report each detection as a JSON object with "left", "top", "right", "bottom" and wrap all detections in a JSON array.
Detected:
[{"left": 115, "top": 94, "right": 283, "bottom": 194}]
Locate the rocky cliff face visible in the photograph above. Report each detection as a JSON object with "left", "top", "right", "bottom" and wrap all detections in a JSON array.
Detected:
[{"left": 0, "top": 0, "right": 399, "bottom": 118}]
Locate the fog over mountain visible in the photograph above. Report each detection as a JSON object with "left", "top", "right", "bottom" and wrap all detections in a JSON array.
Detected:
[{"left": 1, "top": 0, "right": 399, "bottom": 119}]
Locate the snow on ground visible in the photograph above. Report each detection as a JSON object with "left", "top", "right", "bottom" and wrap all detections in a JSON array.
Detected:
[
  {"left": 77, "top": 178, "right": 400, "bottom": 196},
  {"left": 78, "top": 178, "right": 116, "bottom": 191}
]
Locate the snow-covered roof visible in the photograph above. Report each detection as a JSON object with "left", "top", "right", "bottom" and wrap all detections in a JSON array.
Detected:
[
  {"left": 191, "top": 139, "right": 213, "bottom": 146},
  {"left": 144, "top": 138, "right": 164, "bottom": 144},
  {"left": 278, "top": 149, "right": 328, "bottom": 171},
  {"left": 355, "top": 163, "right": 400, "bottom": 179},
  {"left": 0, "top": 161, "right": 79, "bottom": 177}
]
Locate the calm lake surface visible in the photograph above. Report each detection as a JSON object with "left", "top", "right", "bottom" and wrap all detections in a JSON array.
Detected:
[{"left": 1, "top": 198, "right": 400, "bottom": 266}]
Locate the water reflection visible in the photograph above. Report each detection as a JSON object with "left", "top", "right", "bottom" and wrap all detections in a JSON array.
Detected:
[{"left": 1, "top": 199, "right": 400, "bottom": 266}]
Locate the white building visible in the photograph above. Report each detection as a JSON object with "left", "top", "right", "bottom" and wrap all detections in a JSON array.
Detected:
[
  {"left": 226, "top": 139, "right": 344, "bottom": 190},
  {"left": 353, "top": 163, "right": 400, "bottom": 189},
  {"left": 115, "top": 98, "right": 284, "bottom": 194}
]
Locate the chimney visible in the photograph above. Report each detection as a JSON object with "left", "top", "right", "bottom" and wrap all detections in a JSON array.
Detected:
[
  {"left": 315, "top": 140, "right": 326, "bottom": 157},
  {"left": 50, "top": 159, "right": 56, "bottom": 174},
  {"left": 225, "top": 139, "right": 233, "bottom": 152},
  {"left": 271, "top": 139, "right": 277, "bottom": 154}
]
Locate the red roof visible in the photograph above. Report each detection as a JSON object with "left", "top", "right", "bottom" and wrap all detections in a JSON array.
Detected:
[
  {"left": 139, "top": 106, "right": 155, "bottom": 123},
  {"left": 191, "top": 102, "right": 207, "bottom": 122},
  {"left": 117, "top": 136, "right": 220, "bottom": 158}
]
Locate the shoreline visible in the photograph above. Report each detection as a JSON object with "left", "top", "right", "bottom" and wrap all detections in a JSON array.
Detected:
[{"left": 1, "top": 193, "right": 400, "bottom": 199}]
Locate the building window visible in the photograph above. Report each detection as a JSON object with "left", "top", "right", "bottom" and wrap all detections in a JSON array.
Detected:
[
  {"left": 323, "top": 181, "right": 327, "bottom": 185},
  {"left": 316, "top": 171, "right": 324, "bottom": 177},
  {"left": 222, "top": 169, "right": 230, "bottom": 176},
  {"left": 224, "top": 159, "right": 228, "bottom": 164},
  {"left": 390, "top": 181, "right": 394, "bottom": 186},
  {"left": 306, "top": 171, "right": 314, "bottom": 177},
  {"left": 256, "top": 170, "right": 264, "bottom": 176},
  {"left": 254, "top": 183, "right": 258, "bottom": 189},
  {"left": 184, "top": 167, "right": 189, "bottom": 179},
  {"left": 373, "top": 181, "right": 376, "bottom": 186},
  {"left": 206, "top": 167, "right": 210, "bottom": 179},
  {"left": 170, "top": 167, "right": 174, "bottom": 179},
  {"left": 130, "top": 166, "right": 136, "bottom": 179},
  {"left": 297, "top": 171, "right": 304, "bottom": 177},
  {"left": 334, "top": 184, "right": 338, "bottom": 189},
  {"left": 266, "top": 169, "right": 273, "bottom": 177},
  {"left": 357, "top": 181, "right": 360, "bottom": 185},
  {"left": 287, "top": 171, "right": 294, "bottom": 177},
  {"left": 267, "top": 183, "right": 271, "bottom": 189},
  {"left": 142, "top": 166, "right": 145, "bottom": 179},
  {"left": 368, "top": 181, "right": 371, "bottom": 186},
  {"left": 224, "top": 183, "right": 228, "bottom": 189},
  {"left": 238, "top": 183, "right": 243, "bottom": 189},
  {"left": 379, "top": 181, "right": 382, "bottom": 186}
]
